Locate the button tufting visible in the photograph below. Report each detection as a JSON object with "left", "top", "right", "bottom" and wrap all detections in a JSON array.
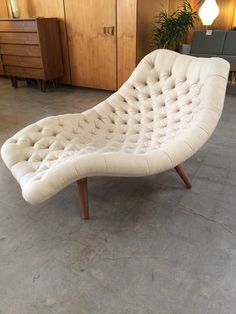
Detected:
[{"left": 1, "top": 49, "right": 226, "bottom": 206}]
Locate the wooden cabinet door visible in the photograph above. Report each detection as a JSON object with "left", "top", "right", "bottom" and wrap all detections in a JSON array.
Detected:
[{"left": 64, "top": 0, "right": 117, "bottom": 90}]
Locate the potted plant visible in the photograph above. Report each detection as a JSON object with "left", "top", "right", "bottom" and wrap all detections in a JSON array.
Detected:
[{"left": 153, "top": 0, "right": 198, "bottom": 51}]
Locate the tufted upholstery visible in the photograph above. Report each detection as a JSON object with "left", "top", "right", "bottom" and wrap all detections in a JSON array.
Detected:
[{"left": 1, "top": 49, "right": 229, "bottom": 205}]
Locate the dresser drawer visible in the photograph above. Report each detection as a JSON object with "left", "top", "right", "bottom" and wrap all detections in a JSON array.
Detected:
[
  {"left": 2, "top": 55, "right": 43, "bottom": 69},
  {"left": 0, "top": 33, "right": 39, "bottom": 45},
  {"left": 0, "top": 20, "right": 37, "bottom": 32},
  {"left": 0, "top": 44, "right": 41, "bottom": 57},
  {"left": 4, "top": 65, "right": 44, "bottom": 79}
]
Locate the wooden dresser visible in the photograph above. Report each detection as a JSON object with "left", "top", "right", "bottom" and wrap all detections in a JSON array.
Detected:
[{"left": 0, "top": 18, "right": 63, "bottom": 91}]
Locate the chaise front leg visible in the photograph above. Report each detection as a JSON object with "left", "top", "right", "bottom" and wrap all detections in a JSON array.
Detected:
[
  {"left": 77, "top": 178, "right": 89, "bottom": 219},
  {"left": 175, "top": 164, "right": 192, "bottom": 189}
]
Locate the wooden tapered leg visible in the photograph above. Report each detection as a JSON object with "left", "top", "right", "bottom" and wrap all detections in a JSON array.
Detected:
[
  {"left": 52, "top": 78, "right": 59, "bottom": 88},
  {"left": 10, "top": 76, "right": 17, "bottom": 88},
  {"left": 37, "top": 79, "right": 46, "bottom": 92},
  {"left": 175, "top": 164, "right": 192, "bottom": 189},
  {"left": 77, "top": 178, "right": 89, "bottom": 219}
]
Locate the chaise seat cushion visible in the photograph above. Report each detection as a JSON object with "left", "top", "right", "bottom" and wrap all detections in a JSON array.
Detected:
[{"left": 1, "top": 49, "right": 230, "bottom": 205}]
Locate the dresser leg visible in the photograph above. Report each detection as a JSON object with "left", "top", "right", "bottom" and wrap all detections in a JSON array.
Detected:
[
  {"left": 26, "top": 78, "right": 35, "bottom": 86},
  {"left": 37, "top": 79, "right": 46, "bottom": 92},
  {"left": 52, "top": 79, "right": 59, "bottom": 88},
  {"left": 10, "top": 76, "right": 17, "bottom": 88}
]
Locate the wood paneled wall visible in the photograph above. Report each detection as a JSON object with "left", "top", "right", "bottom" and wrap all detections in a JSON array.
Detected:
[
  {"left": 0, "top": 0, "right": 8, "bottom": 18},
  {"left": 0, "top": 0, "right": 235, "bottom": 85},
  {"left": 117, "top": 0, "right": 137, "bottom": 87},
  {"left": 190, "top": 0, "right": 235, "bottom": 30},
  {"left": 169, "top": 0, "right": 236, "bottom": 43},
  {"left": 117, "top": 0, "right": 169, "bottom": 87},
  {"left": 136, "top": 0, "right": 169, "bottom": 62}
]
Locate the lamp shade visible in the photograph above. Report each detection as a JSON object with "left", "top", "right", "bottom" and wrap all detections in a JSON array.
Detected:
[{"left": 199, "top": 0, "right": 220, "bottom": 26}]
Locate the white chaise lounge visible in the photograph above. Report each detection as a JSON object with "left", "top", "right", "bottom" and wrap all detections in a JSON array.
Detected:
[{"left": 1, "top": 49, "right": 229, "bottom": 219}]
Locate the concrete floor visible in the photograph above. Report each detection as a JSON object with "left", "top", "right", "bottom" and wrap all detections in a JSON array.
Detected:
[{"left": 0, "top": 78, "right": 236, "bottom": 314}]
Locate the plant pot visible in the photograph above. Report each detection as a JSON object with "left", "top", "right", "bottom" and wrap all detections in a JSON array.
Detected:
[{"left": 178, "top": 44, "right": 191, "bottom": 54}]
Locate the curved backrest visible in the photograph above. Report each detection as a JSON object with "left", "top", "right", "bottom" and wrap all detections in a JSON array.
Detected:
[
  {"left": 93, "top": 49, "right": 229, "bottom": 166},
  {"left": 124, "top": 49, "right": 228, "bottom": 119}
]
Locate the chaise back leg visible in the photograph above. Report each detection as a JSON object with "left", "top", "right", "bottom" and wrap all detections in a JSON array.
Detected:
[
  {"left": 77, "top": 178, "right": 89, "bottom": 219},
  {"left": 175, "top": 164, "right": 192, "bottom": 189}
]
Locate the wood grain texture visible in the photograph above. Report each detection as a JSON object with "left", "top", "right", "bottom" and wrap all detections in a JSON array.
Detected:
[
  {"left": 137, "top": 0, "right": 169, "bottom": 62},
  {"left": 0, "top": 44, "right": 41, "bottom": 56},
  {"left": 0, "top": 0, "right": 8, "bottom": 74},
  {"left": 175, "top": 164, "right": 192, "bottom": 189},
  {"left": 169, "top": 0, "right": 236, "bottom": 43},
  {"left": 0, "top": 19, "right": 37, "bottom": 31},
  {"left": 0, "top": 18, "right": 64, "bottom": 85},
  {"left": 37, "top": 18, "right": 63, "bottom": 80},
  {"left": 2, "top": 55, "right": 43, "bottom": 68},
  {"left": 117, "top": 0, "right": 168, "bottom": 88},
  {"left": 15, "top": 0, "right": 71, "bottom": 84},
  {"left": 117, "top": 0, "right": 137, "bottom": 88},
  {"left": 0, "top": 55, "right": 3, "bottom": 75},
  {"left": 4, "top": 65, "right": 44, "bottom": 78},
  {"left": 0, "top": 0, "right": 9, "bottom": 18},
  {"left": 191, "top": 0, "right": 235, "bottom": 29},
  {"left": 1, "top": 0, "right": 234, "bottom": 88},
  {"left": 64, "top": 0, "right": 117, "bottom": 90},
  {"left": 0, "top": 32, "right": 39, "bottom": 44}
]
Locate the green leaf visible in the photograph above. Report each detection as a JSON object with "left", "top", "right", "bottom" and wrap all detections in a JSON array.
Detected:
[{"left": 152, "top": 0, "right": 198, "bottom": 50}]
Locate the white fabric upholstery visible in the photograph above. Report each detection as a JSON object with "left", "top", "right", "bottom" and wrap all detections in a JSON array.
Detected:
[{"left": 1, "top": 49, "right": 229, "bottom": 204}]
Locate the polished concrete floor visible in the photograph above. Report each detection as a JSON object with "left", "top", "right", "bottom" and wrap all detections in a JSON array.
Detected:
[{"left": 1, "top": 78, "right": 236, "bottom": 314}]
